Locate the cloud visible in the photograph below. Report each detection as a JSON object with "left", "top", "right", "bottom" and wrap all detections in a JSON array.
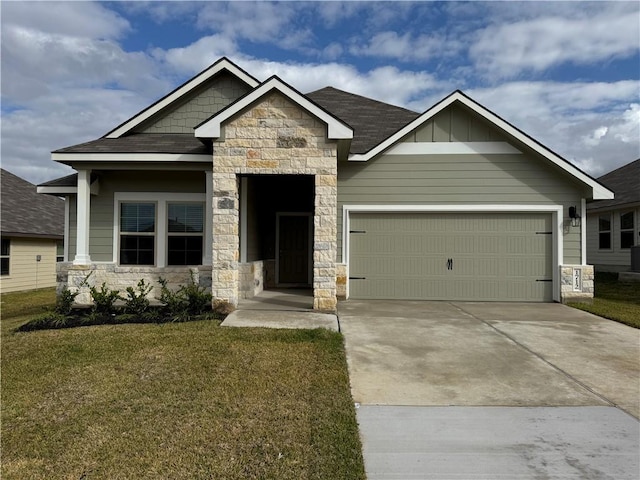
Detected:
[
  {"left": 470, "top": 8, "right": 640, "bottom": 79},
  {"left": 349, "top": 31, "right": 459, "bottom": 62}
]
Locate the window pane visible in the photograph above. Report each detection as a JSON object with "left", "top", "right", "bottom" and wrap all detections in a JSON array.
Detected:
[
  {"left": 168, "top": 204, "right": 203, "bottom": 233},
  {"left": 621, "top": 231, "right": 635, "bottom": 249},
  {"left": 1, "top": 258, "right": 8, "bottom": 276},
  {"left": 599, "top": 232, "right": 611, "bottom": 249},
  {"left": 599, "top": 216, "right": 611, "bottom": 232},
  {"left": 120, "top": 235, "right": 155, "bottom": 265},
  {"left": 121, "top": 203, "right": 155, "bottom": 233},
  {"left": 1, "top": 239, "right": 10, "bottom": 256},
  {"left": 167, "top": 235, "right": 203, "bottom": 265},
  {"left": 621, "top": 212, "right": 634, "bottom": 230}
]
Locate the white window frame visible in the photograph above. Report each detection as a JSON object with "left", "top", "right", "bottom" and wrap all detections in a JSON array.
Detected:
[
  {"left": 167, "top": 202, "right": 205, "bottom": 266},
  {"left": 620, "top": 211, "right": 635, "bottom": 250},
  {"left": 598, "top": 213, "right": 612, "bottom": 251},
  {"left": 114, "top": 193, "right": 207, "bottom": 267},
  {"left": 118, "top": 201, "right": 158, "bottom": 266}
]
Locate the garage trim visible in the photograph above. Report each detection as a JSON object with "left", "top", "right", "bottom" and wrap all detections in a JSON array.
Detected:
[{"left": 342, "top": 204, "right": 564, "bottom": 302}]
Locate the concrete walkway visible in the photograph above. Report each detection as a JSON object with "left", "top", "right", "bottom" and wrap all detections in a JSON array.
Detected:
[{"left": 339, "top": 300, "right": 640, "bottom": 479}]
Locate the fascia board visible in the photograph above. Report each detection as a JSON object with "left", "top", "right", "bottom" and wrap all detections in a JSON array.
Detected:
[
  {"left": 105, "top": 59, "right": 259, "bottom": 139},
  {"left": 37, "top": 186, "right": 77, "bottom": 194},
  {"left": 195, "top": 77, "right": 353, "bottom": 140},
  {"left": 52, "top": 153, "right": 212, "bottom": 163}
]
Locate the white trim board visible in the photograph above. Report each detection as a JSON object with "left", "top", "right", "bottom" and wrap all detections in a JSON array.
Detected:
[
  {"left": 106, "top": 58, "right": 259, "bottom": 138},
  {"left": 195, "top": 76, "right": 353, "bottom": 140},
  {"left": 52, "top": 153, "right": 212, "bottom": 163},
  {"left": 341, "top": 204, "right": 564, "bottom": 302},
  {"left": 384, "top": 142, "right": 521, "bottom": 156}
]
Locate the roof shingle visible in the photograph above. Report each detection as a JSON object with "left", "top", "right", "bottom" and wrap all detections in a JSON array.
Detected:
[
  {"left": 1, "top": 169, "right": 64, "bottom": 238},
  {"left": 587, "top": 159, "right": 640, "bottom": 210},
  {"left": 53, "top": 134, "right": 210, "bottom": 155}
]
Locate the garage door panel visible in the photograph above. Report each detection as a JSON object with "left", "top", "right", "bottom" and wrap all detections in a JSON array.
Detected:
[{"left": 349, "top": 213, "right": 553, "bottom": 302}]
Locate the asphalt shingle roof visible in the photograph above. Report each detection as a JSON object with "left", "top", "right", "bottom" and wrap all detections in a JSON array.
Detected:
[
  {"left": 53, "top": 134, "right": 210, "bottom": 155},
  {"left": 587, "top": 159, "right": 640, "bottom": 210},
  {"left": 1, "top": 169, "right": 64, "bottom": 238},
  {"left": 306, "top": 87, "right": 420, "bottom": 154}
]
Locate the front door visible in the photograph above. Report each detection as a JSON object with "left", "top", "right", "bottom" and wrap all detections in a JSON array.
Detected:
[{"left": 277, "top": 214, "right": 311, "bottom": 285}]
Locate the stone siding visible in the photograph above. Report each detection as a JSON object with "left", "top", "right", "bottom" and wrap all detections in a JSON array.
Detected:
[
  {"left": 57, "top": 263, "right": 211, "bottom": 305},
  {"left": 560, "top": 264, "right": 594, "bottom": 304},
  {"left": 212, "top": 92, "right": 338, "bottom": 311},
  {"left": 336, "top": 263, "right": 347, "bottom": 300},
  {"left": 238, "top": 261, "right": 264, "bottom": 299}
]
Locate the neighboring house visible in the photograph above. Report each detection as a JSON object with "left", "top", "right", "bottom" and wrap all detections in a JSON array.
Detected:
[
  {"left": 38, "top": 57, "right": 613, "bottom": 309},
  {"left": 586, "top": 159, "right": 640, "bottom": 272},
  {"left": 1, "top": 169, "right": 64, "bottom": 293}
]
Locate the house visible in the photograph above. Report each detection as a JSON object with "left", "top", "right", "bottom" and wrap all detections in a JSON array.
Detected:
[
  {"left": 38, "top": 57, "right": 613, "bottom": 310},
  {"left": 586, "top": 158, "right": 639, "bottom": 273},
  {"left": 1, "top": 169, "right": 64, "bottom": 293}
]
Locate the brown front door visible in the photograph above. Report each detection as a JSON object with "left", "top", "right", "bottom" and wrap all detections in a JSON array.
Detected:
[{"left": 278, "top": 214, "right": 310, "bottom": 285}]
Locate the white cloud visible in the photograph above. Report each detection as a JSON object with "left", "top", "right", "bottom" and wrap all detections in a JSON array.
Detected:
[
  {"left": 470, "top": 8, "right": 640, "bottom": 79},
  {"left": 349, "top": 31, "right": 462, "bottom": 62}
]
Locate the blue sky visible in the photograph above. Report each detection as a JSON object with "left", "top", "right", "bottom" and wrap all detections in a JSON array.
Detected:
[{"left": 1, "top": 1, "right": 639, "bottom": 184}]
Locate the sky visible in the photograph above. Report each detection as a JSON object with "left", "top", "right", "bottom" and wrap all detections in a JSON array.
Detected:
[{"left": 1, "top": 1, "right": 639, "bottom": 185}]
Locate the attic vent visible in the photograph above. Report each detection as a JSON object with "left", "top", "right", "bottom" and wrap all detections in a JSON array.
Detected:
[{"left": 277, "top": 136, "right": 307, "bottom": 148}]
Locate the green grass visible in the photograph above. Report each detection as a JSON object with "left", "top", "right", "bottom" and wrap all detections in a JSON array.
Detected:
[
  {"left": 569, "top": 272, "right": 640, "bottom": 329},
  {"left": 1, "top": 290, "right": 365, "bottom": 479}
]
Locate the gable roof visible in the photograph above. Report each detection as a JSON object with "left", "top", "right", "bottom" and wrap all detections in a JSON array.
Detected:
[
  {"left": 347, "top": 90, "right": 612, "bottom": 200},
  {"left": 195, "top": 76, "right": 353, "bottom": 140},
  {"left": 105, "top": 57, "right": 260, "bottom": 139},
  {"left": 306, "top": 87, "right": 419, "bottom": 154},
  {"left": 1, "top": 169, "right": 64, "bottom": 239},
  {"left": 587, "top": 158, "right": 640, "bottom": 211}
]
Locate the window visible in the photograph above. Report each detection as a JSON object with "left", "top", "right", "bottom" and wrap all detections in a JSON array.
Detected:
[
  {"left": 119, "top": 203, "right": 156, "bottom": 265},
  {"left": 1, "top": 238, "right": 9, "bottom": 275},
  {"left": 167, "top": 203, "right": 204, "bottom": 265},
  {"left": 598, "top": 215, "right": 611, "bottom": 250},
  {"left": 56, "top": 240, "right": 64, "bottom": 262},
  {"left": 620, "top": 211, "right": 635, "bottom": 249}
]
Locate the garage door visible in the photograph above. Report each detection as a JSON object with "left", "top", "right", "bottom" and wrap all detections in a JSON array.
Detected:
[{"left": 349, "top": 213, "right": 553, "bottom": 302}]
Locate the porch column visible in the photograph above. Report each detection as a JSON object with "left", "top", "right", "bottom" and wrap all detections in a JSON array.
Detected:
[
  {"left": 204, "top": 170, "right": 213, "bottom": 265},
  {"left": 73, "top": 169, "right": 92, "bottom": 265}
]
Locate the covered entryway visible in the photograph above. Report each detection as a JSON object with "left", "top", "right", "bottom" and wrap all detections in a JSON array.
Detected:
[{"left": 349, "top": 212, "right": 553, "bottom": 302}]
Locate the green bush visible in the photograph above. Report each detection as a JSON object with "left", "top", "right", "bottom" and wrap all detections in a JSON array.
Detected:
[
  {"left": 89, "top": 282, "right": 122, "bottom": 315},
  {"left": 123, "top": 279, "right": 153, "bottom": 316},
  {"left": 55, "top": 287, "right": 79, "bottom": 316},
  {"left": 159, "top": 275, "right": 212, "bottom": 321}
]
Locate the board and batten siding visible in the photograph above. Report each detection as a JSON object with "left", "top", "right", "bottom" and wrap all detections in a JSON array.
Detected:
[
  {"left": 586, "top": 207, "right": 639, "bottom": 271},
  {"left": 67, "top": 171, "right": 207, "bottom": 262},
  {"left": 136, "top": 72, "right": 251, "bottom": 134},
  {"left": 0, "top": 237, "right": 59, "bottom": 293},
  {"left": 337, "top": 151, "right": 585, "bottom": 264}
]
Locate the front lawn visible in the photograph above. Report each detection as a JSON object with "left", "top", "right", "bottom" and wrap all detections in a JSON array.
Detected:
[
  {"left": 569, "top": 272, "right": 640, "bottom": 329},
  {"left": 1, "top": 290, "right": 365, "bottom": 479}
]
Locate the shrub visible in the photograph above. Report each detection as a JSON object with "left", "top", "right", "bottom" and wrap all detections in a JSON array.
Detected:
[
  {"left": 158, "top": 277, "right": 187, "bottom": 320},
  {"left": 55, "top": 287, "right": 80, "bottom": 316},
  {"left": 16, "top": 312, "right": 70, "bottom": 332},
  {"left": 89, "top": 282, "right": 122, "bottom": 315},
  {"left": 159, "top": 275, "right": 212, "bottom": 321},
  {"left": 182, "top": 274, "right": 212, "bottom": 316},
  {"left": 123, "top": 279, "right": 153, "bottom": 316}
]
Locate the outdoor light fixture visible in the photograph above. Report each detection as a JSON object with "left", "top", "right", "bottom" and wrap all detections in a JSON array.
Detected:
[{"left": 569, "top": 206, "right": 581, "bottom": 227}]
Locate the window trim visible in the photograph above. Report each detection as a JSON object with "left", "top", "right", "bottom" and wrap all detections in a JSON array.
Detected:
[
  {"left": 598, "top": 213, "right": 612, "bottom": 251},
  {"left": 620, "top": 210, "right": 635, "bottom": 250},
  {"left": 1, "top": 238, "right": 10, "bottom": 276},
  {"left": 167, "top": 202, "right": 205, "bottom": 266},
  {"left": 118, "top": 201, "right": 158, "bottom": 266},
  {"left": 113, "top": 193, "right": 207, "bottom": 267}
]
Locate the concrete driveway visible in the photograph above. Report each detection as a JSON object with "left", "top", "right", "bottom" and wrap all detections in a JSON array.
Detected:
[{"left": 338, "top": 301, "right": 640, "bottom": 479}]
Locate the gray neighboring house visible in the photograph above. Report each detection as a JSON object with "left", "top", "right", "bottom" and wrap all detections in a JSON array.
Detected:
[
  {"left": 1, "top": 169, "right": 64, "bottom": 293},
  {"left": 586, "top": 159, "right": 640, "bottom": 272},
  {"left": 38, "top": 57, "right": 613, "bottom": 309}
]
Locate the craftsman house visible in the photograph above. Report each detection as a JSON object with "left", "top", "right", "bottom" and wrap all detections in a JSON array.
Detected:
[{"left": 39, "top": 57, "right": 613, "bottom": 310}]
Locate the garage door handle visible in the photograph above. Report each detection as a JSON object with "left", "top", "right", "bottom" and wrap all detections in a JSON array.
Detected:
[
  {"left": 536, "top": 279, "right": 553, "bottom": 282},
  {"left": 447, "top": 258, "right": 453, "bottom": 270},
  {"left": 349, "top": 277, "right": 366, "bottom": 280}
]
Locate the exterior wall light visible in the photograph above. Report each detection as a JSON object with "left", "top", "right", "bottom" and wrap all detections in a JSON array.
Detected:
[{"left": 569, "top": 206, "right": 581, "bottom": 227}]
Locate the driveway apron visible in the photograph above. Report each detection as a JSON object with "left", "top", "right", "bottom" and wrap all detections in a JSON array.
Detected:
[{"left": 338, "top": 300, "right": 640, "bottom": 479}]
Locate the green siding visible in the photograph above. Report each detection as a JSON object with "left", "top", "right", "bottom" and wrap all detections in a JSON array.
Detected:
[
  {"left": 337, "top": 151, "right": 584, "bottom": 263},
  {"left": 69, "top": 171, "right": 207, "bottom": 262},
  {"left": 136, "top": 72, "right": 251, "bottom": 134},
  {"left": 350, "top": 213, "right": 553, "bottom": 301},
  {"left": 586, "top": 207, "right": 639, "bottom": 269}
]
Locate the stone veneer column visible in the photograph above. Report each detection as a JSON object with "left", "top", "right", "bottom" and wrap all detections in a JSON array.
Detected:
[{"left": 211, "top": 92, "right": 338, "bottom": 311}]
